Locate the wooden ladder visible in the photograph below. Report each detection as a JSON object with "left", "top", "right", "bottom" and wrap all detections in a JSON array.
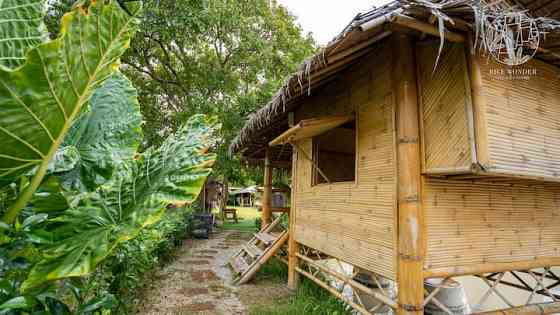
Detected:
[{"left": 228, "top": 215, "right": 289, "bottom": 284}]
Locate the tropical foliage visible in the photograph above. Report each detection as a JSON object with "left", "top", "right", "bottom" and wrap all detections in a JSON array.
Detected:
[
  {"left": 0, "top": 1, "right": 217, "bottom": 313},
  {"left": 0, "top": 0, "right": 46, "bottom": 69},
  {"left": 121, "top": 0, "right": 316, "bottom": 184},
  {"left": 1, "top": 0, "right": 318, "bottom": 313},
  {"left": 44, "top": 0, "right": 317, "bottom": 185}
]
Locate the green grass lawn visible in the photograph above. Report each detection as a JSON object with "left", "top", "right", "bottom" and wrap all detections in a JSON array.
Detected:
[
  {"left": 216, "top": 206, "right": 260, "bottom": 232},
  {"left": 249, "top": 259, "right": 351, "bottom": 315}
]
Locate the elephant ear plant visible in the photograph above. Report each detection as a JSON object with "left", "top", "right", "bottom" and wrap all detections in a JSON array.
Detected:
[
  {"left": 23, "top": 114, "right": 219, "bottom": 291},
  {"left": 0, "top": 0, "right": 47, "bottom": 70},
  {"left": 0, "top": 0, "right": 219, "bottom": 312},
  {"left": 0, "top": 0, "right": 139, "bottom": 223}
]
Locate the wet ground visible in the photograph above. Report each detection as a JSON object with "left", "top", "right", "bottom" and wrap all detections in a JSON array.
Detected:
[{"left": 135, "top": 230, "right": 291, "bottom": 315}]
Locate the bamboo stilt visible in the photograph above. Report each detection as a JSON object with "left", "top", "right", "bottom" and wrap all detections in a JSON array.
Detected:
[
  {"left": 288, "top": 123, "right": 300, "bottom": 290},
  {"left": 262, "top": 148, "right": 273, "bottom": 227},
  {"left": 296, "top": 253, "right": 398, "bottom": 309},
  {"left": 295, "top": 267, "right": 375, "bottom": 315},
  {"left": 392, "top": 33, "right": 425, "bottom": 315}
]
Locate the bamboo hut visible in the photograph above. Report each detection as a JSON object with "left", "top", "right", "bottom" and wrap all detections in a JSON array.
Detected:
[
  {"left": 230, "top": 1, "right": 560, "bottom": 314},
  {"left": 200, "top": 177, "right": 226, "bottom": 211},
  {"left": 230, "top": 186, "right": 257, "bottom": 207}
]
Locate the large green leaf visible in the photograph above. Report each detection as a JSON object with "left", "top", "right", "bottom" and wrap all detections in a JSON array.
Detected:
[
  {"left": 22, "top": 115, "right": 219, "bottom": 291},
  {"left": 29, "top": 73, "right": 142, "bottom": 216},
  {"left": 0, "top": 0, "right": 47, "bottom": 70},
  {"left": 56, "top": 72, "right": 143, "bottom": 191},
  {"left": 0, "top": 0, "right": 140, "bottom": 223}
]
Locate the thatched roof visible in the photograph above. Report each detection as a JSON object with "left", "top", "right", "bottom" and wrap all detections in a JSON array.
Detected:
[{"left": 230, "top": 0, "right": 560, "bottom": 162}]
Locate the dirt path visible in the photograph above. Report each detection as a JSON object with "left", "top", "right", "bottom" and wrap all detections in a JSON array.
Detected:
[{"left": 135, "top": 230, "right": 291, "bottom": 315}]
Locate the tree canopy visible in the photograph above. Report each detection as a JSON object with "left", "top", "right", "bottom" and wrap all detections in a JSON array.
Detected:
[
  {"left": 121, "top": 0, "right": 316, "bottom": 184},
  {"left": 45, "top": 0, "right": 315, "bottom": 184}
]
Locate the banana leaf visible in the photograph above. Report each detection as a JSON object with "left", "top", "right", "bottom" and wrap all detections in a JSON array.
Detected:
[
  {"left": 22, "top": 115, "right": 219, "bottom": 292},
  {"left": 0, "top": 0, "right": 47, "bottom": 70},
  {"left": 0, "top": 0, "right": 140, "bottom": 223}
]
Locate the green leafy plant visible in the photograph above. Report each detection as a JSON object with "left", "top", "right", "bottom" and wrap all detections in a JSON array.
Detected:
[
  {"left": 0, "top": 0, "right": 140, "bottom": 223},
  {"left": 0, "top": 1, "right": 219, "bottom": 313},
  {"left": 89, "top": 206, "right": 194, "bottom": 313},
  {"left": 0, "top": 0, "right": 47, "bottom": 70},
  {"left": 23, "top": 114, "right": 218, "bottom": 291},
  {"left": 54, "top": 72, "right": 143, "bottom": 192}
]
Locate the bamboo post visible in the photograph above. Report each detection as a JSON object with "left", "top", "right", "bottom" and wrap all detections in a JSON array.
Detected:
[
  {"left": 262, "top": 148, "right": 273, "bottom": 227},
  {"left": 287, "top": 125, "right": 300, "bottom": 290},
  {"left": 465, "top": 32, "right": 489, "bottom": 168},
  {"left": 392, "top": 33, "right": 425, "bottom": 315}
]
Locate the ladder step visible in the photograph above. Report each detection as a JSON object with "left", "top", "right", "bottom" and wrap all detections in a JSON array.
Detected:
[
  {"left": 254, "top": 232, "right": 276, "bottom": 245},
  {"left": 244, "top": 244, "right": 263, "bottom": 258},
  {"left": 231, "top": 256, "right": 249, "bottom": 274}
]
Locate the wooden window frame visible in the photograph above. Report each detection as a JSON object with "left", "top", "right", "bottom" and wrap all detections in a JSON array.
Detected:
[{"left": 311, "top": 119, "right": 358, "bottom": 187}]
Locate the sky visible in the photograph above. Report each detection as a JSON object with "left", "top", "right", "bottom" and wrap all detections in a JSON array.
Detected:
[{"left": 277, "top": 0, "right": 392, "bottom": 45}]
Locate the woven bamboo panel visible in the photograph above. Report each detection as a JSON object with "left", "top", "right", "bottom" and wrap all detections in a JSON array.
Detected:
[
  {"left": 424, "top": 178, "right": 560, "bottom": 269},
  {"left": 293, "top": 42, "right": 397, "bottom": 280},
  {"left": 479, "top": 56, "right": 560, "bottom": 181},
  {"left": 417, "top": 42, "right": 473, "bottom": 173}
]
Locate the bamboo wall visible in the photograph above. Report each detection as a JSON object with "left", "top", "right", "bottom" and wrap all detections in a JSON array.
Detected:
[
  {"left": 293, "top": 42, "right": 397, "bottom": 280},
  {"left": 424, "top": 178, "right": 560, "bottom": 269},
  {"left": 289, "top": 37, "right": 560, "bottom": 280},
  {"left": 420, "top": 47, "right": 560, "bottom": 270},
  {"left": 417, "top": 42, "right": 474, "bottom": 174},
  {"left": 477, "top": 56, "right": 560, "bottom": 181}
]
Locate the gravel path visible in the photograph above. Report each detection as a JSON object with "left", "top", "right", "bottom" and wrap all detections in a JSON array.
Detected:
[{"left": 135, "top": 230, "right": 291, "bottom": 315}]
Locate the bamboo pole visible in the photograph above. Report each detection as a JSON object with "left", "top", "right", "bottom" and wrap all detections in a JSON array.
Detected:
[
  {"left": 327, "top": 30, "right": 392, "bottom": 64},
  {"left": 392, "top": 33, "right": 425, "bottom": 315},
  {"left": 287, "top": 123, "right": 300, "bottom": 290},
  {"left": 296, "top": 253, "right": 398, "bottom": 309},
  {"left": 465, "top": 32, "right": 490, "bottom": 168},
  {"left": 424, "top": 258, "right": 560, "bottom": 279},
  {"left": 472, "top": 302, "right": 560, "bottom": 315},
  {"left": 229, "top": 215, "right": 286, "bottom": 270},
  {"left": 295, "top": 267, "right": 375, "bottom": 315},
  {"left": 359, "top": 10, "right": 465, "bottom": 43},
  {"left": 291, "top": 142, "right": 330, "bottom": 184},
  {"left": 262, "top": 148, "right": 273, "bottom": 227},
  {"left": 393, "top": 15, "right": 465, "bottom": 43},
  {"left": 237, "top": 231, "right": 288, "bottom": 284}
]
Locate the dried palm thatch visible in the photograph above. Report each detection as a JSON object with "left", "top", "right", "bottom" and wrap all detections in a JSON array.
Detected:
[
  {"left": 229, "top": 1, "right": 401, "bottom": 155},
  {"left": 401, "top": 0, "right": 560, "bottom": 65},
  {"left": 230, "top": 0, "right": 560, "bottom": 156}
]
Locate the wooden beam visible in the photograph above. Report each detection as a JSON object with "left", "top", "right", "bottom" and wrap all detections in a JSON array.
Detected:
[
  {"left": 262, "top": 148, "right": 273, "bottom": 227},
  {"left": 392, "top": 33, "right": 425, "bottom": 315},
  {"left": 472, "top": 302, "right": 560, "bottom": 315},
  {"left": 424, "top": 258, "right": 560, "bottom": 279}
]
